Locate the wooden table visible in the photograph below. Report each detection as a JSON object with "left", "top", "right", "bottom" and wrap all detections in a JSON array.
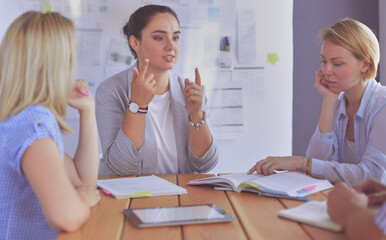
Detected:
[{"left": 57, "top": 174, "right": 348, "bottom": 240}]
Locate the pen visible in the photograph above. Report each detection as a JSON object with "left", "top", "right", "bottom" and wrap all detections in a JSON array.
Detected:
[
  {"left": 257, "top": 192, "right": 309, "bottom": 202},
  {"left": 332, "top": 166, "right": 352, "bottom": 188}
]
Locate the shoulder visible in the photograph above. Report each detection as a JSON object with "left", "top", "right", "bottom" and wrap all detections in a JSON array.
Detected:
[
  {"left": 4, "top": 106, "right": 57, "bottom": 129},
  {"left": 170, "top": 71, "right": 185, "bottom": 90},
  {"left": 96, "top": 68, "right": 132, "bottom": 100},
  {"left": 361, "top": 80, "right": 386, "bottom": 117},
  {"left": 370, "top": 81, "right": 386, "bottom": 107},
  {"left": 0, "top": 106, "right": 62, "bottom": 164}
]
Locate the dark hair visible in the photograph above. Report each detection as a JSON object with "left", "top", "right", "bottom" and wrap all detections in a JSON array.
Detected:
[{"left": 123, "top": 4, "right": 180, "bottom": 59}]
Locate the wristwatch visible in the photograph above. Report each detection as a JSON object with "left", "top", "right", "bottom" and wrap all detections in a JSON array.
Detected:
[{"left": 128, "top": 100, "right": 148, "bottom": 114}]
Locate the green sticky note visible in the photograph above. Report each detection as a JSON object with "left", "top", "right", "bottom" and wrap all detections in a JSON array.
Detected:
[
  {"left": 266, "top": 53, "right": 280, "bottom": 65},
  {"left": 133, "top": 191, "right": 152, "bottom": 196},
  {"left": 243, "top": 182, "right": 259, "bottom": 188},
  {"left": 41, "top": 5, "right": 54, "bottom": 14}
]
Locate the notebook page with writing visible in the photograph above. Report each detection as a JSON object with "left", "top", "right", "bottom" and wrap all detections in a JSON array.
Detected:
[
  {"left": 278, "top": 201, "right": 343, "bottom": 232},
  {"left": 188, "top": 173, "right": 260, "bottom": 190},
  {"left": 238, "top": 171, "right": 333, "bottom": 196}
]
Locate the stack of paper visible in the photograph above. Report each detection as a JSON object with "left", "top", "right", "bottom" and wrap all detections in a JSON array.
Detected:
[{"left": 97, "top": 175, "right": 187, "bottom": 199}]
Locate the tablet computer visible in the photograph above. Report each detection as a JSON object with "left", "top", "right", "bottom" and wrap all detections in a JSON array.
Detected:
[{"left": 124, "top": 204, "right": 234, "bottom": 227}]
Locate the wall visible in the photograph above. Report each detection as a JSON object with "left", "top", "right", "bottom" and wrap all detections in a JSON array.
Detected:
[
  {"left": 292, "top": 0, "right": 379, "bottom": 156},
  {"left": 0, "top": 0, "right": 293, "bottom": 174},
  {"left": 379, "top": 0, "right": 386, "bottom": 85}
]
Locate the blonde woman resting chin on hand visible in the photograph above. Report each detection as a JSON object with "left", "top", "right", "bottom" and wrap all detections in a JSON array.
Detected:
[
  {"left": 248, "top": 18, "right": 386, "bottom": 187},
  {"left": 0, "top": 11, "right": 100, "bottom": 239}
]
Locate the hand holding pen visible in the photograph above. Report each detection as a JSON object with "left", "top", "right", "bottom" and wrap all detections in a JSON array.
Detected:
[
  {"left": 355, "top": 179, "right": 386, "bottom": 206},
  {"left": 327, "top": 182, "right": 368, "bottom": 225}
]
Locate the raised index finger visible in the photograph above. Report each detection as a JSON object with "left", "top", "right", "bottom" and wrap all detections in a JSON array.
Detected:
[
  {"left": 195, "top": 67, "right": 201, "bottom": 87},
  {"left": 138, "top": 59, "right": 150, "bottom": 82}
]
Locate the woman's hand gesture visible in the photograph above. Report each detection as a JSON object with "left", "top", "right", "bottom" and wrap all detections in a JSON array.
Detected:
[
  {"left": 130, "top": 59, "right": 156, "bottom": 107},
  {"left": 68, "top": 79, "right": 94, "bottom": 113},
  {"left": 184, "top": 68, "right": 204, "bottom": 121}
]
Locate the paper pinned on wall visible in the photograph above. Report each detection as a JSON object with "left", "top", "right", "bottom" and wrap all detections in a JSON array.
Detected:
[
  {"left": 219, "top": 0, "right": 236, "bottom": 32},
  {"left": 210, "top": 77, "right": 244, "bottom": 139},
  {"left": 237, "top": 9, "right": 257, "bottom": 65},
  {"left": 106, "top": 38, "right": 134, "bottom": 67},
  {"left": 76, "top": 29, "right": 102, "bottom": 66},
  {"left": 232, "top": 69, "right": 264, "bottom": 100},
  {"left": 41, "top": 5, "right": 54, "bottom": 13},
  {"left": 19, "top": 0, "right": 43, "bottom": 13}
]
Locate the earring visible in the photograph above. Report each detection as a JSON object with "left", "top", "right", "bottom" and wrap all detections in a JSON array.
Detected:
[{"left": 136, "top": 47, "right": 139, "bottom": 51}]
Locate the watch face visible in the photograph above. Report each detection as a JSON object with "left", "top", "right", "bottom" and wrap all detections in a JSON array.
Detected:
[{"left": 129, "top": 102, "right": 139, "bottom": 113}]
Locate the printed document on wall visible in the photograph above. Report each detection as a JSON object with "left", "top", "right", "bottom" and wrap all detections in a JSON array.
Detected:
[
  {"left": 237, "top": 9, "right": 257, "bottom": 65},
  {"left": 210, "top": 73, "right": 245, "bottom": 140}
]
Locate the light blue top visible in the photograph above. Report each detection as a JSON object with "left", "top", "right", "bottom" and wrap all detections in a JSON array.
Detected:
[
  {"left": 306, "top": 79, "right": 386, "bottom": 186},
  {"left": 0, "top": 105, "right": 64, "bottom": 240}
]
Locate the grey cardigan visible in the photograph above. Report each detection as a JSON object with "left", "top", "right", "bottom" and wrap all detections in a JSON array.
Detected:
[{"left": 95, "top": 67, "right": 219, "bottom": 175}]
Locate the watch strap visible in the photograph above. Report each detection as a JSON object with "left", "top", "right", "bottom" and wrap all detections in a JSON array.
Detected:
[{"left": 128, "top": 100, "right": 148, "bottom": 114}]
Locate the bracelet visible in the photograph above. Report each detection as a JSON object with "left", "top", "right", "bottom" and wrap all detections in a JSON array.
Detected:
[
  {"left": 188, "top": 111, "right": 206, "bottom": 130},
  {"left": 305, "top": 157, "right": 312, "bottom": 176}
]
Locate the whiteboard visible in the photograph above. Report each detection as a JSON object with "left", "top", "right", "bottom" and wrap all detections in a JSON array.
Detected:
[{"left": 0, "top": 0, "right": 293, "bottom": 174}]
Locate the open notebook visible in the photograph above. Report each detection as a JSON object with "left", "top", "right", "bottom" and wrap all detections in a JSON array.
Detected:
[
  {"left": 97, "top": 175, "right": 187, "bottom": 199},
  {"left": 187, "top": 171, "right": 333, "bottom": 198},
  {"left": 278, "top": 201, "right": 343, "bottom": 232}
]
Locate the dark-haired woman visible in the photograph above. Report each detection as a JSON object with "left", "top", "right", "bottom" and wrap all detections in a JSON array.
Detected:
[{"left": 96, "top": 4, "right": 218, "bottom": 175}]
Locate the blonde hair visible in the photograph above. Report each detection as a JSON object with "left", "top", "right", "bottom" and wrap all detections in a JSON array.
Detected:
[
  {"left": 319, "top": 18, "right": 380, "bottom": 80},
  {"left": 0, "top": 11, "right": 76, "bottom": 133}
]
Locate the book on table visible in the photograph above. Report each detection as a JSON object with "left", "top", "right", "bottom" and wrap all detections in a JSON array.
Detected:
[
  {"left": 97, "top": 175, "right": 187, "bottom": 199},
  {"left": 278, "top": 201, "right": 343, "bottom": 232},
  {"left": 187, "top": 171, "right": 333, "bottom": 199}
]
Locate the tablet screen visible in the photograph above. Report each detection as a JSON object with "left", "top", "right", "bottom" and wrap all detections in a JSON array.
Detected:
[{"left": 124, "top": 204, "right": 234, "bottom": 227}]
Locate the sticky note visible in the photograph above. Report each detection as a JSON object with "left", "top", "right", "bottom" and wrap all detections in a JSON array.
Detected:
[
  {"left": 302, "top": 185, "right": 317, "bottom": 190},
  {"left": 102, "top": 189, "right": 112, "bottom": 195},
  {"left": 208, "top": 7, "right": 219, "bottom": 22},
  {"left": 41, "top": 5, "right": 54, "bottom": 14},
  {"left": 244, "top": 182, "right": 259, "bottom": 188},
  {"left": 133, "top": 191, "right": 152, "bottom": 197},
  {"left": 266, "top": 53, "right": 280, "bottom": 65},
  {"left": 297, "top": 185, "right": 317, "bottom": 193}
]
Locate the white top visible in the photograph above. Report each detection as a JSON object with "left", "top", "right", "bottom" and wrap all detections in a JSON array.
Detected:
[
  {"left": 148, "top": 91, "right": 178, "bottom": 174},
  {"left": 344, "top": 139, "right": 358, "bottom": 164}
]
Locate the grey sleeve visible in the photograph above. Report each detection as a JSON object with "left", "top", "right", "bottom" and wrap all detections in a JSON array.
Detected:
[{"left": 95, "top": 73, "right": 144, "bottom": 176}]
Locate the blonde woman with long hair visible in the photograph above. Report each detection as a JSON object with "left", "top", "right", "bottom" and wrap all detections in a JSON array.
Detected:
[
  {"left": 0, "top": 11, "right": 100, "bottom": 239},
  {"left": 248, "top": 18, "right": 386, "bottom": 187}
]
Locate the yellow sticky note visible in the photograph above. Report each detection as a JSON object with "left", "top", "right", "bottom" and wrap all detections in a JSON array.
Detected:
[
  {"left": 266, "top": 53, "right": 280, "bottom": 65},
  {"left": 133, "top": 191, "right": 152, "bottom": 197},
  {"left": 41, "top": 5, "right": 54, "bottom": 14}
]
